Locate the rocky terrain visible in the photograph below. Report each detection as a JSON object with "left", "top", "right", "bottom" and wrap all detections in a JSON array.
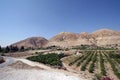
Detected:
[
  {"left": 90, "top": 29, "right": 120, "bottom": 46},
  {"left": 12, "top": 29, "right": 120, "bottom": 48},
  {"left": 12, "top": 37, "right": 48, "bottom": 48},
  {"left": 47, "top": 29, "right": 120, "bottom": 48}
]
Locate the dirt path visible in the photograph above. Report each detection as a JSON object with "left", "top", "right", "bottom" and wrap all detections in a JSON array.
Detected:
[{"left": 0, "top": 56, "right": 88, "bottom": 80}]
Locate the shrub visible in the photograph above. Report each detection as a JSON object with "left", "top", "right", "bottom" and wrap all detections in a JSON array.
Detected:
[
  {"left": 81, "top": 52, "right": 93, "bottom": 71},
  {"left": 95, "top": 73, "right": 102, "bottom": 80},
  {"left": 100, "top": 53, "right": 106, "bottom": 76}
]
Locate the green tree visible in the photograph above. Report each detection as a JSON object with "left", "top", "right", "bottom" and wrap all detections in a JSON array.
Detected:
[
  {"left": 5, "top": 46, "right": 10, "bottom": 53},
  {"left": 20, "top": 46, "right": 24, "bottom": 51},
  {"left": 10, "top": 45, "right": 19, "bottom": 52},
  {"left": 0, "top": 46, "right": 2, "bottom": 52}
]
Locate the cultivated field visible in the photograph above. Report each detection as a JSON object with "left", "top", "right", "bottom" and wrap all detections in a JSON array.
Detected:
[{"left": 62, "top": 50, "right": 120, "bottom": 80}]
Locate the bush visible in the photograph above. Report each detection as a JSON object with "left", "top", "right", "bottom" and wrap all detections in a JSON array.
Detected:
[
  {"left": 104, "top": 53, "right": 120, "bottom": 79},
  {"left": 76, "top": 51, "right": 91, "bottom": 67},
  {"left": 99, "top": 53, "right": 106, "bottom": 76},
  {"left": 89, "top": 62, "right": 94, "bottom": 73},
  {"left": 89, "top": 53, "right": 97, "bottom": 73},
  {"left": 95, "top": 74, "right": 102, "bottom": 80},
  {"left": 81, "top": 52, "right": 93, "bottom": 71}
]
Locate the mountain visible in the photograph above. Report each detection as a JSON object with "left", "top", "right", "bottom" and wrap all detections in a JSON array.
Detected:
[
  {"left": 12, "top": 37, "right": 48, "bottom": 48},
  {"left": 50, "top": 32, "right": 79, "bottom": 41},
  {"left": 90, "top": 29, "right": 120, "bottom": 46},
  {"left": 47, "top": 32, "right": 80, "bottom": 47},
  {"left": 11, "top": 29, "right": 120, "bottom": 48},
  {"left": 47, "top": 29, "right": 120, "bottom": 47},
  {"left": 47, "top": 32, "right": 92, "bottom": 47}
]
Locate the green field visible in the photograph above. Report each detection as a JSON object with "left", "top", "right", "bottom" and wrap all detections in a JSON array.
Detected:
[
  {"left": 26, "top": 50, "right": 120, "bottom": 80},
  {"left": 67, "top": 50, "right": 120, "bottom": 80},
  {"left": 27, "top": 53, "right": 66, "bottom": 66}
]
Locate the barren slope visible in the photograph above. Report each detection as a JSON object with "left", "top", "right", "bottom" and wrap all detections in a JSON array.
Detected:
[
  {"left": 47, "top": 29, "right": 120, "bottom": 47},
  {"left": 90, "top": 29, "right": 120, "bottom": 46},
  {"left": 12, "top": 37, "right": 48, "bottom": 48}
]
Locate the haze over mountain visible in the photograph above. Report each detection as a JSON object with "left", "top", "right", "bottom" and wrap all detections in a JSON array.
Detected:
[{"left": 12, "top": 29, "right": 120, "bottom": 48}]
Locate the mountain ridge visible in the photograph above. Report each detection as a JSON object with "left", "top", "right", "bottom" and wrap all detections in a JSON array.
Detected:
[
  {"left": 11, "top": 29, "right": 120, "bottom": 48},
  {"left": 47, "top": 29, "right": 120, "bottom": 47}
]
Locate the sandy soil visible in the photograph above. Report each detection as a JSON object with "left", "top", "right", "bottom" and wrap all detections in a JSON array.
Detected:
[{"left": 0, "top": 57, "right": 88, "bottom": 80}]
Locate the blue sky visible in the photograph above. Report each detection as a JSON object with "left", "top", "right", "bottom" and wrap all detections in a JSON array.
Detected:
[{"left": 0, "top": 0, "right": 120, "bottom": 46}]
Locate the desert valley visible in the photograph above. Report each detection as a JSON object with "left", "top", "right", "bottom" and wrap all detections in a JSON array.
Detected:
[{"left": 0, "top": 29, "right": 120, "bottom": 80}]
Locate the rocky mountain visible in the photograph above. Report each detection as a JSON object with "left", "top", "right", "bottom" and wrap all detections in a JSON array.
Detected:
[
  {"left": 50, "top": 32, "right": 79, "bottom": 41},
  {"left": 47, "top": 32, "right": 80, "bottom": 47},
  {"left": 12, "top": 37, "right": 48, "bottom": 48},
  {"left": 47, "top": 29, "right": 120, "bottom": 47},
  {"left": 90, "top": 29, "right": 120, "bottom": 46},
  {"left": 11, "top": 29, "right": 120, "bottom": 48}
]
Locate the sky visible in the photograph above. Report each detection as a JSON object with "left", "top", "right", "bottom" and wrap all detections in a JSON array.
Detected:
[{"left": 0, "top": 0, "right": 120, "bottom": 46}]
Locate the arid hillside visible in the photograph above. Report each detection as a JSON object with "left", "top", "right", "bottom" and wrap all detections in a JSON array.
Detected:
[
  {"left": 90, "top": 29, "right": 120, "bottom": 46},
  {"left": 12, "top": 37, "right": 48, "bottom": 48},
  {"left": 47, "top": 29, "right": 120, "bottom": 47},
  {"left": 11, "top": 29, "right": 120, "bottom": 48}
]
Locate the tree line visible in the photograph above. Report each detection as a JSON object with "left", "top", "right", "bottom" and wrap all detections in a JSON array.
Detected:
[{"left": 0, "top": 45, "right": 24, "bottom": 53}]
